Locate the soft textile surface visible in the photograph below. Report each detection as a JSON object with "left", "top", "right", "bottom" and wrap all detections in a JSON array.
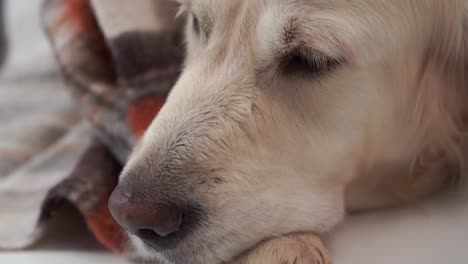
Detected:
[{"left": 0, "top": 0, "right": 184, "bottom": 255}]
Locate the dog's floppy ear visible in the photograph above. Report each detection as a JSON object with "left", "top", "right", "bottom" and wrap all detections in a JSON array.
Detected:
[{"left": 411, "top": 2, "right": 468, "bottom": 185}]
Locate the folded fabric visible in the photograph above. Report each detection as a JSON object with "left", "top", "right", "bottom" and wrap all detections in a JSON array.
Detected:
[{"left": 0, "top": 0, "right": 184, "bottom": 256}]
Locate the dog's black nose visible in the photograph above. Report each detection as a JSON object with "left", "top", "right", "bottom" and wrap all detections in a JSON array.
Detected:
[{"left": 109, "top": 184, "right": 183, "bottom": 241}]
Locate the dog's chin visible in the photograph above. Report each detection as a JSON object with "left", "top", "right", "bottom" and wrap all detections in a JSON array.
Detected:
[
  {"left": 128, "top": 236, "right": 167, "bottom": 262},
  {"left": 129, "top": 235, "right": 243, "bottom": 264},
  {"left": 131, "top": 224, "right": 295, "bottom": 264}
]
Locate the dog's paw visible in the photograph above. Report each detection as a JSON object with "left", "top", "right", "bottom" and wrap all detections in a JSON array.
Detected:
[{"left": 232, "top": 233, "right": 331, "bottom": 264}]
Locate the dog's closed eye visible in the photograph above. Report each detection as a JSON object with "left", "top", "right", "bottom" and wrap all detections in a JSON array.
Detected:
[
  {"left": 192, "top": 16, "right": 201, "bottom": 36},
  {"left": 280, "top": 49, "right": 344, "bottom": 79},
  {"left": 191, "top": 14, "right": 211, "bottom": 39}
]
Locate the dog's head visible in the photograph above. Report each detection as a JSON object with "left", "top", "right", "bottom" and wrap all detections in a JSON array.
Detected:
[{"left": 109, "top": 1, "right": 468, "bottom": 263}]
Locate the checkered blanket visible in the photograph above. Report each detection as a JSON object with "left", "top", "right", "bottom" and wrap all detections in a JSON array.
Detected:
[{"left": 0, "top": 0, "right": 184, "bottom": 255}]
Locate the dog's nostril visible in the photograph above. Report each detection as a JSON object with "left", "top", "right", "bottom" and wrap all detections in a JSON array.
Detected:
[
  {"left": 136, "top": 212, "right": 182, "bottom": 239},
  {"left": 138, "top": 228, "right": 163, "bottom": 240},
  {"left": 136, "top": 214, "right": 183, "bottom": 245}
]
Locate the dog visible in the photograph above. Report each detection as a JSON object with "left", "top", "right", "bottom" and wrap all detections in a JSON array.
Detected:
[{"left": 109, "top": 0, "right": 468, "bottom": 263}]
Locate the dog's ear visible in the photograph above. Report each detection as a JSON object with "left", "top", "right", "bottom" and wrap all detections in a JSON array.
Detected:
[{"left": 412, "top": 2, "right": 468, "bottom": 184}]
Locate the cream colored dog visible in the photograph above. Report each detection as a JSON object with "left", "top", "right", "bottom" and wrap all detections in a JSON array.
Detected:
[{"left": 109, "top": 0, "right": 468, "bottom": 263}]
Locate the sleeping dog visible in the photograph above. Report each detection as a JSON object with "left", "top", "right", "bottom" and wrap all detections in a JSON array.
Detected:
[{"left": 109, "top": 0, "right": 468, "bottom": 263}]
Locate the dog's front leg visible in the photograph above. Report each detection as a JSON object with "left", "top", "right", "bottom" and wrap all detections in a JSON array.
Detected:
[{"left": 231, "top": 233, "right": 331, "bottom": 264}]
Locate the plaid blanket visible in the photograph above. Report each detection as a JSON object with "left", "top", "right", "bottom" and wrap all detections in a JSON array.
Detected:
[{"left": 0, "top": 0, "right": 184, "bottom": 256}]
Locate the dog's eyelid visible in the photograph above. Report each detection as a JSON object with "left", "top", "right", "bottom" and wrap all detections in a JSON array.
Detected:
[
  {"left": 279, "top": 48, "right": 345, "bottom": 78},
  {"left": 189, "top": 13, "right": 211, "bottom": 40},
  {"left": 192, "top": 15, "right": 201, "bottom": 35}
]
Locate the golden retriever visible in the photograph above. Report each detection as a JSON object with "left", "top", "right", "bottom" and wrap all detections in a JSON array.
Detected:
[{"left": 109, "top": 0, "right": 468, "bottom": 263}]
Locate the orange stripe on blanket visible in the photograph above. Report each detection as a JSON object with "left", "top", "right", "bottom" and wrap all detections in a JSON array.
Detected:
[
  {"left": 86, "top": 198, "right": 128, "bottom": 254},
  {"left": 58, "top": 0, "right": 97, "bottom": 35},
  {"left": 128, "top": 96, "right": 166, "bottom": 138}
]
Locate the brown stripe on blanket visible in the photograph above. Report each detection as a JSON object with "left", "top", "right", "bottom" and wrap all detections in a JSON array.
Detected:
[
  {"left": 90, "top": 0, "right": 185, "bottom": 98},
  {"left": 107, "top": 31, "right": 184, "bottom": 98},
  {"left": 42, "top": 139, "right": 128, "bottom": 253}
]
